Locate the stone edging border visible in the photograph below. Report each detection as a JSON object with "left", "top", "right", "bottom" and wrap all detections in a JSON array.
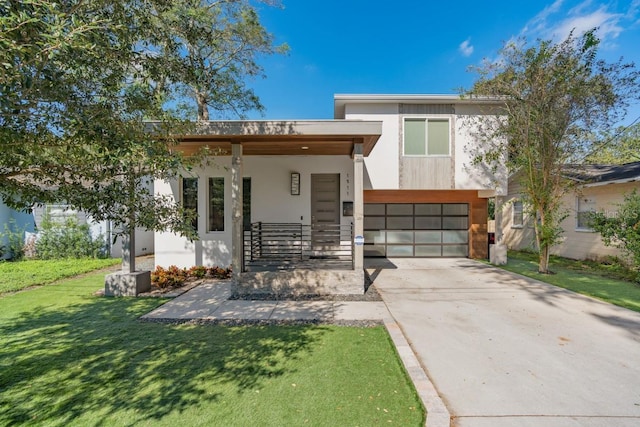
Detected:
[{"left": 383, "top": 317, "right": 451, "bottom": 427}]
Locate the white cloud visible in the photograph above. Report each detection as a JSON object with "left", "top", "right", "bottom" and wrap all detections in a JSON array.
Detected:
[
  {"left": 459, "top": 39, "right": 474, "bottom": 57},
  {"left": 520, "top": 0, "right": 638, "bottom": 44}
]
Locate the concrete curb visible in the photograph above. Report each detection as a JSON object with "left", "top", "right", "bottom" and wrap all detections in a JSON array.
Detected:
[{"left": 383, "top": 318, "right": 451, "bottom": 427}]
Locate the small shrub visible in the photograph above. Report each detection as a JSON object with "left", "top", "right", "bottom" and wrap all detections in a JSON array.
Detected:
[
  {"left": 187, "top": 265, "right": 208, "bottom": 279},
  {"left": 207, "top": 266, "right": 232, "bottom": 279},
  {"left": 151, "top": 266, "right": 186, "bottom": 289}
]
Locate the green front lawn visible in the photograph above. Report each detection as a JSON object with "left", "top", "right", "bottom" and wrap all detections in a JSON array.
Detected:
[
  {"left": 500, "top": 251, "right": 640, "bottom": 312},
  {"left": 0, "top": 272, "right": 424, "bottom": 426},
  {"left": 0, "top": 258, "right": 120, "bottom": 294}
]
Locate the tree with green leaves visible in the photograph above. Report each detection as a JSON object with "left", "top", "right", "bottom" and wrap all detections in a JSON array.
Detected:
[
  {"left": 585, "top": 122, "right": 640, "bottom": 164},
  {"left": 590, "top": 191, "right": 640, "bottom": 282},
  {"left": 465, "top": 29, "right": 640, "bottom": 274},
  {"left": 0, "top": 0, "right": 284, "bottom": 271}
]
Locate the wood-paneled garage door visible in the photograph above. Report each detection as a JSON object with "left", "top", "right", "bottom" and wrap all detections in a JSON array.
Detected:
[{"left": 364, "top": 203, "right": 469, "bottom": 257}]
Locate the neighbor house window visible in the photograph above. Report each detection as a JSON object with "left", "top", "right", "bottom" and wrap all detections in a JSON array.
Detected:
[
  {"left": 182, "top": 177, "right": 199, "bottom": 231},
  {"left": 577, "top": 197, "right": 596, "bottom": 230},
  {"left": 512, "top": 200, "right": 524, "bottom": 228},
  {"left": 208, "top": 177, "right": 225, "bottom": 232},
  {"left": 403, "top": 118, "right": 450, "bottom": 156}
]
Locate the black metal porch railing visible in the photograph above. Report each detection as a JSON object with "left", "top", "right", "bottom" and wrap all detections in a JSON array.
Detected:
[{"left": 243, "top": 222, "right": 354, "bottom": 271}]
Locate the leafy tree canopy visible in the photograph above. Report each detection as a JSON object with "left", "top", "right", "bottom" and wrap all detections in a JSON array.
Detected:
[
  {"left": 0, "top": 0, "right": 285, "bottom": 241},
  {"left": 465, "top": 29, "right": 640, "bottom": 273},
  {"left": 585, "top": 122, "right": 640, "bottom": 164}
]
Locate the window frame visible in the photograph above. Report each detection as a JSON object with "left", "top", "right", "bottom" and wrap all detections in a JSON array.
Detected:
[
  {"left": 512, "top": 200, "right": 524, "bottom": 229},
  {"left": 402, "top": 117, "right": 451, "bottom": 157},
  {"left": 207, "top": 177, "right": 225, "bottom": 233},
  {"left": 576, "top": 196, "right": 596, "bottom": 232},
  {"left": 181, "top": 177, "right": 199, "bottom": 232}
]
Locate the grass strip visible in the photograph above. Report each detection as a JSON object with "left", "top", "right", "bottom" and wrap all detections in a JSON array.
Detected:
[
  {"left": 0, "top": 258, "right": 120, "bottom": 294},
  {"left": 500, "top": 251, "right": 640, "bottom": 312}
]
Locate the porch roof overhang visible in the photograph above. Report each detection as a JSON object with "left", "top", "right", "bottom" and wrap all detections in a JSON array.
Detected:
[{"left": 173, "top": 120, "right": 383, "bottom": 156}]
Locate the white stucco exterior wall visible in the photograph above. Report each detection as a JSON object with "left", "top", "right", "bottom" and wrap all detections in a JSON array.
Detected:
[
  {"left": 454, "top": 105, "right": 507, "bottom": 194},
  {"left": 155, "top": 155, "right": 355, "bottom": 268},
  {"left": 344, "top": 103, "right": 400, "bottom": 190}
]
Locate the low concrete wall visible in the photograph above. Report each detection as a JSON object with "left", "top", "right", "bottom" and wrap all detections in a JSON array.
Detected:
[
  {"left": 236, "top": 269, "right": 365, "bottom": 296},
  {"left": 105, "top": 271, "right": 151, "bottom": 296}
]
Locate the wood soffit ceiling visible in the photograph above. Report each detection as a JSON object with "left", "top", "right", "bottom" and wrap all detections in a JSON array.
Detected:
[{"left": 173, "top": 121, "right": 382, "bottom": 157}]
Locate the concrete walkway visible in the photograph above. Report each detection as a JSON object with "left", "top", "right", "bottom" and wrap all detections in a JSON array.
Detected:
[
  {"left": 141, "top": 281, "right": 390, "bottom": 323},
  {"left": 369, "top": 258, "right": 640, "bottom": 427}
]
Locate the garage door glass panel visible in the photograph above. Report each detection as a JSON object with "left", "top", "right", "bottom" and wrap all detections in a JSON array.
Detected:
[
  {"left": 415, "top": 204, "right": 441, "bottom": 215},
  {"left": 415, "top": 217, "right": 442, "bottom": 229},
  {"left": 364, "top": 204, "right": 385, "bottom": 215},
  {"left": 365, "top": 217, "right": 385, "bottom": 229},
  {"left": 443, "top": 230, "right": 468, "bottom": 244},
  {"left": 387, "top": 217, "right": 413, "bottom": 229},
  {"left": 387, "top": 245, "right": 413, "bottom": 256},
  {"left": 415, "top": 231, "right": 442, "bottom": 243},
  {"left": 443, "top": 204, "right": 468, "bottom": 215},
  {"left": 387, "top": 231, "right": 413, "bottom": 244},
  {"left": 443, "top": 217, "right": 468, "bottom": 230},
  {"left": 443, "top": 245, "right": 468, "bottom": 256},
  {"left": 365, "top": 245, "right": 386, "bottom": 256},
  {"left": 364, "top": 230, "right": 386, "bottom": 244},
  {"left": 387, "top": 204, "right": 413, "bottom": 215},
  {"left": 415, "top": 246, "right": 442, "bottom": 256}
]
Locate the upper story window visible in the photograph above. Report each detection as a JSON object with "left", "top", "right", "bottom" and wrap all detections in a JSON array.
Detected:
[
  {"left": 403, "top": 118, "right": 450, "bottom": 156},
  {"left": 576, "top": 196, "right": 596, "bottom": 230},
  {"left": 512, "top": 200, "right": 524, "bottom": 228}
]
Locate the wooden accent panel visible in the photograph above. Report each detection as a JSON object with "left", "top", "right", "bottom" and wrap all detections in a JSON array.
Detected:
[
  {"left": 400, "top": 157, "right": 452, "bottom": 189},
  {"left": 364, "top": 190, "right": 488, "bottom": 259},
  {"left": 399, "top": 104, "right": 454, "bottom": 114},
  {"left": 175, "top": 135, "right": 378, "bottom": 157}
]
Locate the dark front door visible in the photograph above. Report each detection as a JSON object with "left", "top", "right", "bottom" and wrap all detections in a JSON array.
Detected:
[{"left": 311, "top": 173, "right": 340, "bottom": 246}]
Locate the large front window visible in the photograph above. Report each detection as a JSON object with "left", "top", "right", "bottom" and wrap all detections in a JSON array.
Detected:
[{"left": 403, "top": 118, "right": 450, "bottom": 156}]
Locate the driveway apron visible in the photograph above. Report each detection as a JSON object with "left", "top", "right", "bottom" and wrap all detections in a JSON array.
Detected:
[{"left": 369, "top": 258, "right": 640, "bottom": 427}]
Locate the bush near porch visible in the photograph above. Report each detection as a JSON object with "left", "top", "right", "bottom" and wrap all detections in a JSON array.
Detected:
[{"left": 0, "top": 270, "right": 425, "bottom": 426}]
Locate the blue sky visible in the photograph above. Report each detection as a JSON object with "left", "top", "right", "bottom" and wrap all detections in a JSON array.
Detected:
[{"left": 246, "top": 0, "right": 640, "bottom": 124}]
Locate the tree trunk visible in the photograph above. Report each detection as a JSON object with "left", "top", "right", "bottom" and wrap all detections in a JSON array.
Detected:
[
  {"left": 196, "top": 91, "right": 209, "bottom": 121},
  {"left": 538, "top": 244, "right": 550, "bottom": 274}
]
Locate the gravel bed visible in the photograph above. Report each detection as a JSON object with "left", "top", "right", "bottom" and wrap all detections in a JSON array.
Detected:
[
  {"left": 139, "top": 318, "right": 384, "bottom": 327},
  {"left": 230, "top": 283, "right": 382, "bottom": 302}
]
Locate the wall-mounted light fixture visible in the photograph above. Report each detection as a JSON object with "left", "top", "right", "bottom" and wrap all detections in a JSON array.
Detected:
[{"left": 290, "top": 172, "right": 300, "bottom": 195}]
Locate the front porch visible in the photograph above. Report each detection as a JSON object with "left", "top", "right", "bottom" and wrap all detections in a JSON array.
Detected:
[{"left": 156, "top": 120, "right": 383, "bottom": 296}]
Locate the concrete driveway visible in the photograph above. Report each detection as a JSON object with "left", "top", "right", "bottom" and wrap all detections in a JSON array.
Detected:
[{"left": 368, "top": 258, "right": 640, "bottom": 427}]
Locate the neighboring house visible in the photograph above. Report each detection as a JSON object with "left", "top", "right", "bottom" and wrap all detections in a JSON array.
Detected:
[
  {"left": 0, "top": 201, "right": 36, "bottom": 259},
  {"left": 32, "top": 204, "right": 154, "bottom": 258},
  {"left": 501, "top": 161, "right": 640, "bottom": 261},
  {"left": 154, "top": 94, "right": 507, "bottom": 294}
]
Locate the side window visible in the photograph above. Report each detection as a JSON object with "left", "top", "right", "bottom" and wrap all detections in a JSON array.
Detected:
[
  {"left": 512, "top": 200, "right": 524, "bottom": 228},
  {"left": 576, "top": 197, "right": 596, "bottom": 230},
  {"left": 208, "top": 177, "right": 225, "bottom": 232},
  {"left": 403, "top": 118, "right": 450, "bottom": 156},
  {"left": 182, "top": 177, "right": 199, "bottom": 231}
]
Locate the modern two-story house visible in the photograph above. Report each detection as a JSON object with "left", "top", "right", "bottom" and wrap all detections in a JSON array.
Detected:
[{"left": 153, "top": 94, "right": 506, "bottom": 295}]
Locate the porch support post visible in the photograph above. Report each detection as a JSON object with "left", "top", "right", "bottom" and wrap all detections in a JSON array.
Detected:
[
  {"left": 353, "top": 142, "right": 364, "bottom": 270},
  {"left": 231, "top": 143, "right": 243, "bottom": 283}
]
